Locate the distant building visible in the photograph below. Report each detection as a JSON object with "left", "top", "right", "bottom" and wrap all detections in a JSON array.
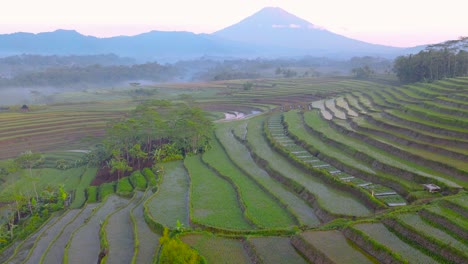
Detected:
[
  {"left": 20, "top": 104, "right": 29, "bottom": 112},
  {"left": 423, "top": 183, "right": 441, "bottom": 193}
]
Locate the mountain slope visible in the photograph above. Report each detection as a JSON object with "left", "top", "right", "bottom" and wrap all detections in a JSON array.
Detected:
[
  {"left": 213, "top": 7, "right": 403, "bottom": 56},
  {"left": 0, "top": 7, "right": 421, "bottom": 59}
]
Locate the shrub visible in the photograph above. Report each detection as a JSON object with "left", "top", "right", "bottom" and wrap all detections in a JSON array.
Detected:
[
  {"left": 99, "top": 182, "right": 115, "bottom": 201},
  {"left": 117, "top": 177, "right": 134, "bottom": 197},
  {"left": 142, "top": 167, "right": 158, "bottom": 186},
  {"left": 129, "top": 171, "right": 147, "bottom": 190},
  {"left": 86, "top": 186, "right": 98, "bottom": 203}
]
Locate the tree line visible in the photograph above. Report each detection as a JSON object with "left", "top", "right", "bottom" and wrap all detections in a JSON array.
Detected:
[{"left": 393, "top": 37, "right": 468, "bottom": 83}]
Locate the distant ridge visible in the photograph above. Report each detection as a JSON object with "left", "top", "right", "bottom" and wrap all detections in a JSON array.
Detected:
[{"left": 0, "top": 7, "right": 423, "bottom": 60}]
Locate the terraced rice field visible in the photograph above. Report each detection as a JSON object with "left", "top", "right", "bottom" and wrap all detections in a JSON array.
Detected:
[
  {"left": 353, "top": 223, "right": 437, "bottom": 264},
  {"left": 181, "top": 234, "right": 252, "bottom": 264},
  {"left": 203, "top": 134, "right": 295, "bottom": 228},
  {"left": 105, "top": 193, "right": 142, "bottom": 264},
  {"left": 131, "top": 190, "right": 160, "bottom": 264},
  {"left": 66, "top": 195, "right": 129, "bottom": 264},
  {"left": 0, "top": 214, "right": 61, "bottom": 264},
  {"left": 145, "top": 161, "right": 190, "bottom": 228},
  {"left": 249, "top": 236, "right": 308, "bottom": 264},
  {"left": 296, "top": 230, "right": 377, "bottom": 264},
  {"left": 41, "top": 204, "right": 99, "bottom": 264},
  {"left": 1, "top": 76, "right": 467, "bottom": 263},
  {"left": 185, "top": 155, "right": 252, "bottom": 230},
  {"left": 396, "top": 213, "right": 468, "bottom": 253}
]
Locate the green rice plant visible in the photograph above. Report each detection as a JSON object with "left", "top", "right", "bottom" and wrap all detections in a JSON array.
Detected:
[
  {"left": 396, "top": 213, "right": 468, "bottom": 254},
  {"left": 117, "top": 177, "right": 134, "bottom": 197},
  {"left": 203, "top": 130, "right": 295, "bottom": 229},
  {"left": 351, "top": 223, "right": 435, "bottom": 263},
  {"left": 181, "top": 233, "right": 250, "bottom": 264},
  {"left": 184, "top": 155, "right": 252, "bottom": 230},
  {"left": 129, "top": 171, "right": 147, "bottom": 190},
  {"left": 249, "top": 236, "right": 308, "bottom": 264},
  {"left": 296, "top": 230, "right": 376, "bottom": 264}
]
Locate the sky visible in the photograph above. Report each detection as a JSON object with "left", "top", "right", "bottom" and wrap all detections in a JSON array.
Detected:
[{"left": 0, "top": 0, "right": 466, "bottom": 47}]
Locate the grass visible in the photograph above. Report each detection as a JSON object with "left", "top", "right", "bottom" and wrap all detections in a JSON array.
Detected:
[
  {"left": 249, "top": 236, "right": 308, "bottom": 264},
  {"left": 0, "top": 167, "right": 85, "bottom": 202},
  {"left": 146, "top": 160, "right": 189, "bottom": 228},
  {"left": 353, "top": 223, "right": 437, "bottom": 264},
  {"left": 299, "top": 230, "right": 376, "bottom": 264},
  {"left": 181, "top": 233, "right": 251, "bottom": 264},
  {"left": 184, "top": 155, "right": 252, "bottom": 230},
  {"left": 203, "top": 130, "right": 297, "bottom": 228}
]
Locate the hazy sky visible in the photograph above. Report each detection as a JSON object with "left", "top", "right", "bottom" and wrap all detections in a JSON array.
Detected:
[{"left": 0, "top": 0, "right": 466, "bottom": 47}]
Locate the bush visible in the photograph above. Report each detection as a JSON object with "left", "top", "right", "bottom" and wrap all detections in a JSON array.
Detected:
[
  {"left": 86, "top": 186, "right": 98, "bottom": 203},
  {"left": 99, "top": 182, "right": 115, "bottom": 201},
  {"left": 117, "top": 177, "right": 134, "bottom": 197},
  {"left": 142, "top": 167, "right": 158, "bottom": 186},
  {"left": 129, "top": 171, "right": 147, "bottom": 190}
]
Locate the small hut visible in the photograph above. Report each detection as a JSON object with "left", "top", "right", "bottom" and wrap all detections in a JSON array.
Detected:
[
  {"left": 20, "top": 104, "right": 29, "bottom": 112},
  {"left": 423, "top": 184, "right": 441, "bottom": 193}
]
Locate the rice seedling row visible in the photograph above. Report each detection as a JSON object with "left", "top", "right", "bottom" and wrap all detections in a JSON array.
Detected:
[
  {"left": 283, "top": 111, "right": 409, "bottom": 205},
  {"left": 184, "top": 155, "right": 252, "bottom": 230},
  {"left": 267, "top": 114, "right": 375, "bottom": 214},
  {"left": 302, "top": 110, "right": 462, "bottom": 188},
  {"left": 352, "top": 223, "right": 437, "bottom": 264},
  {"left": 203, "top": 133, "right": 295, "bottom": 228},
  {"left": 249, "top": 236, "right": 308, "bottom": 264},
  {"left": 396, "top": 213, "right": 468, "bottom": 253},
  {"left": 181, "top": 233, "right": 252, "bottom": 264},
  {"left": 293, "top": 230, "right": 376, "bottom": 264},
  {"left": 221, "top": 121, "right": 323, "bottom": 227}
]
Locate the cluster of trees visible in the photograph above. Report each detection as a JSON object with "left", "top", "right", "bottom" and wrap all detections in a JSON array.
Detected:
[
  {"left": 158, "top": 228, "right": 205, "bottom": 264},
  {"left": 0, "top": 53, "right": 135, "bottom": 78},
  {"left": 393, "top": 37, "right": 468, "bottom": 83},
  {"left": 99, "top": 100, "right": 212, "bottom": 179},
  {"left": 0, "top": 62, "right": 180, "bottom": 87},
  {"left": 0, "top": 184, "right": 67, "bottom": 249},
  {"left": 351, "top": 65, "right": 374, "bottom": 79}
]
